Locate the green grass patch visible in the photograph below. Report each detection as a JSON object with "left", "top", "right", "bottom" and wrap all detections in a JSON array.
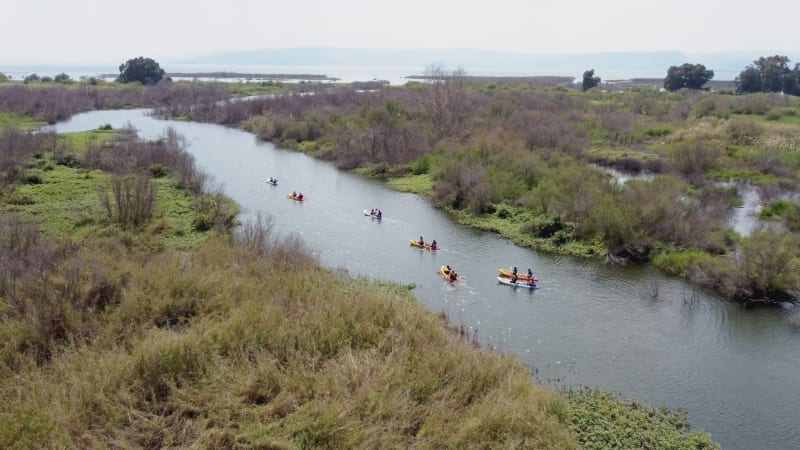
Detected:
[
  {"left": 706, "top": 168, "right": 789, "bottom": 186},
  {"left": 57, "top": 129, "right": 120, "bottom": 155},
  {"left": 385, "top": 173, "right": 434, "bottom": 196},
  {"left": 1, "top": 164, "right": 107, "bottom": 237},
  {"left": 566, "top": 387, "right": 718, "bottom": 449},
  {"left": 760, "top": 199, "right": 800, "bottom": 231},
  {"left": 0, "top": 112, "right": 45, "bottom": 130},
  {"left": 585, "top": 146, "right": 660, "bottom": 162},
  {"left": 730, "top": 111, "right": 800, "bottom": 124},
  {"left": 0, "top": 159, "right": 209, "bottom": 248},
  {"left": 448, "top": 207, "right": 606, "bottom": 258},
  {"left": 652, "top": 249, "right": 719, "bottom": 276}
]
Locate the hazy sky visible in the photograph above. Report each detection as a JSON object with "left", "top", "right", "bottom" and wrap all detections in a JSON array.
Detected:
[{"left": 2, "top": 0, "right": 799, "bottom": 65}]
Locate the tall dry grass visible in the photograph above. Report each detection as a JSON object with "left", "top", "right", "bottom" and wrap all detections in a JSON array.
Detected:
[{"left": 0, "top": 227, "right": 577, "bottom": 448}]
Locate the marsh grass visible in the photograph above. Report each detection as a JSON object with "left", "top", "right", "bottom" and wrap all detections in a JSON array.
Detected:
[{"left": 0, "top": 234, "right": 580, "bottom": 448}]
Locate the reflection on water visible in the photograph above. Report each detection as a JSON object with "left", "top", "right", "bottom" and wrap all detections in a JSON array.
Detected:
[{"left": 52, "top": 109, "right": 800, "bottom": 450}]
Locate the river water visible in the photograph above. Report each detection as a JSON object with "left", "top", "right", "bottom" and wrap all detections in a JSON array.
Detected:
[{"left": 52, "top": 109, "right": 800, "bottom": 450}]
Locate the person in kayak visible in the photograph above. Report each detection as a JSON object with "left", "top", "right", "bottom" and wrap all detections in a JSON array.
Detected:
[
  {"left": 370, "top": 208, "right": 375, "bottom": 215},
  {"left": 431, "top": 239, "right": 437, "bottom": 249},
  {"left": 511, "top": 273, "right": 519, "bottom": 284},
  {"left": 449, "top": 270, "right": 458, "bottom": 281},
  {"left": 418, "top": 236, "right": 424, "bottom": 246},
  {"left": 512, "top": 266, "right": 518, "bottom": 275},
  {"left": 376, "top": 209, "right": 382, "bottom": 218},
  {"left": 527, "top": 268, "right": 533, "bottom": 279},
  {"left": 298, "top": 192, "right": 304, "bottom": 201}
]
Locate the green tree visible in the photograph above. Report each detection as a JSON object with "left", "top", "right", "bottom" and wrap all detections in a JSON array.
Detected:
[
  {"left": 787, "top": 64, "right": 800, "bottom": 96},
  {"left": 0, "top": 73, "right": 8, "bottom": 82},
  {"left": 755, "top": 55, "right": 790, "bottom": 92},
  {"left": 664, "top": 63, "right": 714, "bottom": 91},
  {"left": 582, "top": 69, "right": 601, "bottom": 91},
  {"left": 53, "top": 73, "right": 72, "bottom": 84},
  {"left": 117, "top": 56, "right": 165, "bottom": 85},
  {"left": 736, "top": 55, "right": 799, "bottom": 94},
  {"left": 735, "top": 66, "right": 762, "bottom": 93}
]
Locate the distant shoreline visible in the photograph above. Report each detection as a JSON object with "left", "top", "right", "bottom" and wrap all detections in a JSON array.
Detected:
[
  {"left": 99, "top": 72, "right": 341, "bottom": 82},
  {"left": 407, "top": 75, "right": 738, "bottom": 89}
]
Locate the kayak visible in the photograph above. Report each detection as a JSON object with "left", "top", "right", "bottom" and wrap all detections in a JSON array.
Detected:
[
  {"left": 364, "top": 210, "right": 383, "bottom": 220},
  {"left": 440, "top": 266, "right": 458, "bottom": 283},
  {"left": 498, "top": 268, "right": 537, "bottom": 283},
  {"left": 288, "top": 194, "right": 305, "bottom": 201},
  {"left": 410, "top": 240, "right": 439, "bottom": 251},
  {"left": 267, "top": 180, "right": 278, "bottom": 186},
  {"left": 497, "top": 277, "right": 539, "bottom": 290}
]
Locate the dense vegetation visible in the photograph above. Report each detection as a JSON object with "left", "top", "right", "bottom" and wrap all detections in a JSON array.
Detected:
[
  {"left": 146, "top": 70, "right": 800, "bottom": 303},
  {"left": 0, "top": 83, "right": 718, "bottom": 447}
]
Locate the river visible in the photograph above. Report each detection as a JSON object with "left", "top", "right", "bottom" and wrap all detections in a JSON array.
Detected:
[{"left": 51, "top": 109, "right": 800, "bottom": 450}]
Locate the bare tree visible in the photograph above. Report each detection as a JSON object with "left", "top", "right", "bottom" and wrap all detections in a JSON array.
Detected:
[
  {"left": 418, "top": 64, "right": 470, "bottom": 140},
  {"left": 99, "top": 173, "right": 157, "bottom": 228}
]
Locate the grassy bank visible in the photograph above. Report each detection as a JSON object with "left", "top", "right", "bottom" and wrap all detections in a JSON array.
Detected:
[{"left": 0, "top": 234, "right": 584, "bottom": 448}]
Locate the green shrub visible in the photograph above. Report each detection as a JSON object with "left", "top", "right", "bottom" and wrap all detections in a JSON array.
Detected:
[
  {"left": 726, "top": 118, "right": 763, "bottom": 145},
  {"left": 21, "top": 173, "right": 44, "bottom": 185},
  {"left": 764, "top": 108, "right": 784, "bottom": 121},
  {"left": 566, "top": 387, "right": 718, "bottom": 450},
  {"left": 149, "top": 164, "right": 169, "bottom": 178}
]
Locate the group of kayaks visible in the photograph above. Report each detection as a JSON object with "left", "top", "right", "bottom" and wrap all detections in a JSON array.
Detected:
[
  {"left": 273, "top": 177, "right": 539, "bottom": 290},
  {"left": 413, "top": 240, "right": 537, "bottom": 289}
]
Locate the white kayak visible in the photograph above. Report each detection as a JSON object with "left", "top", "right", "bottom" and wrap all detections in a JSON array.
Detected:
[
  {"left": 497, "top": 277, "right": 539, "bottom": 290},
  {"left": 364, "top": 210, "right": 382, "bottom": 220}
]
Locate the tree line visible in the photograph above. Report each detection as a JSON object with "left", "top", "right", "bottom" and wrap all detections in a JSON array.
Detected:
[{"left": 573, "top": 54, "right": 800, "bottom": 96}]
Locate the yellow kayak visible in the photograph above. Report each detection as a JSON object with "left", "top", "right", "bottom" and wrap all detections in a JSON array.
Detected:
[
  {"left": 410, "top": 240, "right": 439, "bottom": 251},
  {"left": 439, "top": 265, "right": 458, "bottom": 283}
]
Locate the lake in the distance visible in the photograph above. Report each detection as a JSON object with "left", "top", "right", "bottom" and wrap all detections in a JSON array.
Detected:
[{"left": 2, "top": 63, "right": 743, "bottom": 85}]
